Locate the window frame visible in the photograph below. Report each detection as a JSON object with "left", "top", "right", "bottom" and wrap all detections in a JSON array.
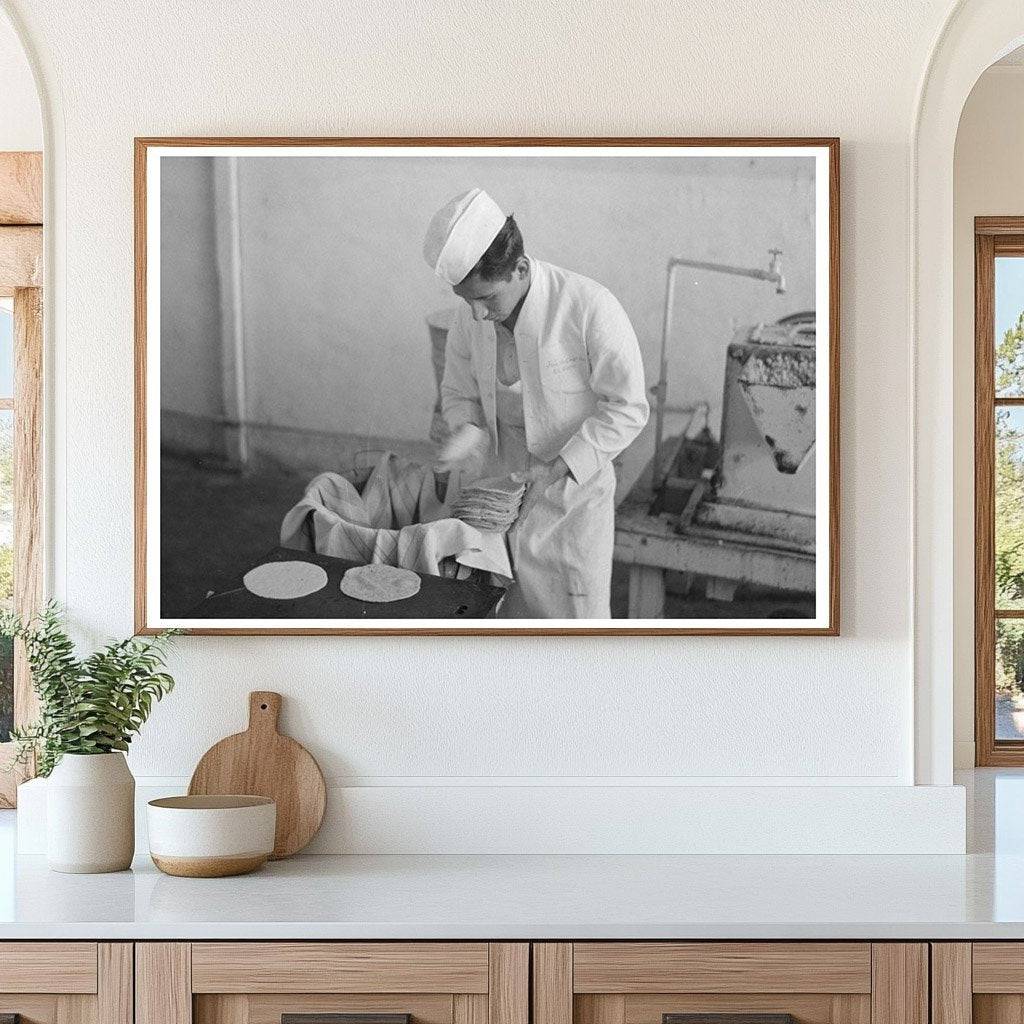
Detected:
[
  {"left": 975, "top": 217, "right": 1024, "bottom": 765},
  {"left": 0, "top": 151, "right": 43, "bottom": 807}
]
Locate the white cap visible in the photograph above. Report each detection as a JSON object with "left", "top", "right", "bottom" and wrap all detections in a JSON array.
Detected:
[{"left": 423, "top": 188, "right": 506, "bottom": 285}]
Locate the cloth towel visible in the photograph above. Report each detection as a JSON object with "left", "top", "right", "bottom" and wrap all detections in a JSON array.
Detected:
[{"left": 279, "top": 452, "right": 513, "bottom": 581}]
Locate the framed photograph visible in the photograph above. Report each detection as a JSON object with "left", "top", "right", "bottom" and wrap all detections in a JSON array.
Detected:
[{"left": 135, "top": 137, "right": 839, "bottom": 635}]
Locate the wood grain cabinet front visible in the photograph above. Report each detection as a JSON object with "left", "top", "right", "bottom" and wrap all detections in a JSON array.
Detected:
[
  {"left": 533, "top": 944, "right": 929, "bottom": 1024},
  {"left": 0, "top": 942, "right": 132, "bottom": 1024},
  {"left": 931, "top": 943, "right": 1024, "bottom": 1024},
  {"left": 136, "top": 943, "right": 529, "bottom": 1024}
]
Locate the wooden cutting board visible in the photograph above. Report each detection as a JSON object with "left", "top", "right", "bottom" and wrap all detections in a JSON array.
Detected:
[{"left": 188, "top": 691, "right": 326, "bottom": 859}]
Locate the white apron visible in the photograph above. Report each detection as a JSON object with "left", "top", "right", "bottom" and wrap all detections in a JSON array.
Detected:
[
  {"left": 485, "top": 329, "right": 616, "bottom": 618},
  {"left": 501, "top": 463, "right": 616, "bottom": 619}
]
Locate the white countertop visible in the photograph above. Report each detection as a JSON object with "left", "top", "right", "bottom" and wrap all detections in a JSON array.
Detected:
[
  {"left": 0, "top": 849, "right": 1022, "bottom": 940},
  {"left": 1, "top": 769, "right": 1022, "bottom": 941}
]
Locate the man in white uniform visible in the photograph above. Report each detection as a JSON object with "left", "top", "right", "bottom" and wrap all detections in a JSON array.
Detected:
[{"left": 423, "top": 188, "right": 649, "bottom": 618}]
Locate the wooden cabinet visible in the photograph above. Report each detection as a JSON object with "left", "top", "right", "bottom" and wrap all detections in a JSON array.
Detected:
[
  {"left": 0, "top": 942, "right": 132, "bottom": 1024},
  {"left": 533, "top": 943, "right": 928, "bottom": 1024},
  {"left": 0, "top": 938, "right": 948, "bottom": 1024},
  {"left": 931, "top": 943, "right": 1024, "bottom": 1024},
  {"left": 136, "top": 943, "right": 528, "bottom": 1024}
]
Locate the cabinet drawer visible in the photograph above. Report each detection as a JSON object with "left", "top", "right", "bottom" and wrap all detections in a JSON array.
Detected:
[
  {"left": 534, "top": 943, "right": 925, "bottom": 1024},
  {"left": 139, "top": 942, "right": 528, "bottom": 1024},
  {"left": 973, "top": 943, "right": 1024, "bottom": 992},
  {"left": 191, "top": 943, "right": 490, "bottom": 993},
  {"left": 934, "top": 942, "right": 1024, "bottom": 1024},
  {"left": 196, "top": 993, "right": 456, "bottom": 1024},
  {"left": 0, "top": 942, "right": 130, "bottom": 1024},
  {"left": 0, "top": 942, "right": 98, "bottom": 993},
  {"left": 572, "top": 943, "right": 872, "bottom": 994}
]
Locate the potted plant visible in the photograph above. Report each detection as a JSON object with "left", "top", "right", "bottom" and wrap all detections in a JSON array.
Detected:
[{"left": 2, "top": 603, "right": 178, "bottom": 873}]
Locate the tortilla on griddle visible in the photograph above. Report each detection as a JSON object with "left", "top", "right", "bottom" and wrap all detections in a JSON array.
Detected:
[
  {"left": 243, "top": 561, "right": 329, "bottom": 600},
  {"left": 340, "top": 564, "right": 422, "bottom": 603}
]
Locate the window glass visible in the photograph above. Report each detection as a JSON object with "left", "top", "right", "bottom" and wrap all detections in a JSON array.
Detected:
[
  {"left": 996, "top": 257, "right": 1024, "bottom": 397},
  {"left": 0, "top": 406, "right": 10, "bottom": 742},
  {"left": 996, "top": 406, "right": 1024, "bottom": 610},
  {"left": 985, "top": 249, "right": 1024, "bottom": 755},
  {"left": 0, "top": 302, "right": 11, "bottom": 399},
  {"left": 997, "top": 619, "right": 1024, "bottom": 740}
]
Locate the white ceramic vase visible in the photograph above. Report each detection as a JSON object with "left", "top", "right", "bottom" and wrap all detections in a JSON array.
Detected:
[{"left": 46, "top": 752, "right": 135, "bottom": 873}]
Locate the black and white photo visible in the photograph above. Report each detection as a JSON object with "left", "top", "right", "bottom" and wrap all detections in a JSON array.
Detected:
[{"left": 136, "top": 139, "right": 838, "bottom": 634}]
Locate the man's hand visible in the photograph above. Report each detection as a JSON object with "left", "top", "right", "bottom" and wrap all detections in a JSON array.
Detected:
[
  {"left": 435, "top": 423, "right": 489, "bottom": 474},
  {"left": 511, "top": 456, "right": 570, "bottom": 487},
  {"left": 513, "top": 457, "right": 571, "bottom": 520}
]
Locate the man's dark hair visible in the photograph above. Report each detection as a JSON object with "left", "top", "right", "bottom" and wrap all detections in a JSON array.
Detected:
[{"left": 466, "top": 214, "right": 524, "bottom": 282}]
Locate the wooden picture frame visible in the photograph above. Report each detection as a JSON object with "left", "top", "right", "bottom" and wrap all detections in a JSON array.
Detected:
[{"left": 135, "top": 137, "right": 840, "bottom": 636}]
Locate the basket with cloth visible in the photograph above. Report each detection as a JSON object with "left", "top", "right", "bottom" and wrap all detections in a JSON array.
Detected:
[{"left": 279, "top": 452, "right": 514, "bottom": 583}]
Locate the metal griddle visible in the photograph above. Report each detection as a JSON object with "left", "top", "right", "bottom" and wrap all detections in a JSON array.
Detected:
[{"left": 186, "top": 547, "right": 504, "bottom": 620}]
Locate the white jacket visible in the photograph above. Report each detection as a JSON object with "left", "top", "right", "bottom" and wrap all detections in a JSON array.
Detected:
[{"left": 440, "top": 257, "right": 649, "bottom": 485}]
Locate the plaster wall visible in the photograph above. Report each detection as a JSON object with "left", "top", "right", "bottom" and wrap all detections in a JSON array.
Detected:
[
  {"left": 0, "top": 0, "right": 979, "bottom": 851},
  {"left": 160, "top": 157, "right": 223, "bottom": 426},
  {"left": 159, "top": 153, "right": 814, "bottom": 452}
]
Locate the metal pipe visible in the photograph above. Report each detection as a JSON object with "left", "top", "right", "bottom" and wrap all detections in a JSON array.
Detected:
[
  {"left": 652, "top": 263, "right": 679, "bottom": 485},
  {"left": 652, "top": 250, "right": 785, "bottom": 490},
  {"left": 224, "top": 155, "right": 249, "bottom": 467},
  {"left": 667, "top": 250, "right": 786, "bottom": 293}
]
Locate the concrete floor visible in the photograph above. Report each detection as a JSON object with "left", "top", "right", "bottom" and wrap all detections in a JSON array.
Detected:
[{"left": 159, "top": 453, "right": 312, "bottom": 617}]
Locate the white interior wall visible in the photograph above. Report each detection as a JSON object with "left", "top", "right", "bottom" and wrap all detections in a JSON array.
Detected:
[
  {"left": 167, "top": 154, "right": 814, "bottom": 451},
  {"left": 0, "top": 0, "right": 978, "bottom": 851},
  {"left": 160, "top": 157, "right": 223, "bottom": 425},
  {"left": 952, "top": 64, "right": 1024, "bottom": 767}
]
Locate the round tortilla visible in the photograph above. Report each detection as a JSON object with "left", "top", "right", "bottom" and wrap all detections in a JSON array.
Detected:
[
  {"left": 243, "top": 561, "right": 328, "bottom": 600},
  {"left": 340, "top": 564, "right": 422, "bottom": 603}
]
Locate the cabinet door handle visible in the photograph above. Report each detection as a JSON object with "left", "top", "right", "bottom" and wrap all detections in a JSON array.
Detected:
[
  {"left": 664, "top": 1016, "right": 797, "bottom": 1024},
  {"left": 283, "top": 1015, "right": 412, "bottom": 1024}
]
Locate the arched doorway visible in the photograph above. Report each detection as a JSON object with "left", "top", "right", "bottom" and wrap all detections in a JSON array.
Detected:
[{"left": 914, "top": 0, "right": 1024, "bottom": 784}]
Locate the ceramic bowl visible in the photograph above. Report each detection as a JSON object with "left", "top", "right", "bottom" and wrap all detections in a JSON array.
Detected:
[{"left": 146, "top": 795, "right": 276, "bottom": 877}]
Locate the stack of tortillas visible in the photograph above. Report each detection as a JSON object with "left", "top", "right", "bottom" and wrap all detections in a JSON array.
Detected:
[{"left": 450, "top": 475, "right": 526, "bottom": 533}]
